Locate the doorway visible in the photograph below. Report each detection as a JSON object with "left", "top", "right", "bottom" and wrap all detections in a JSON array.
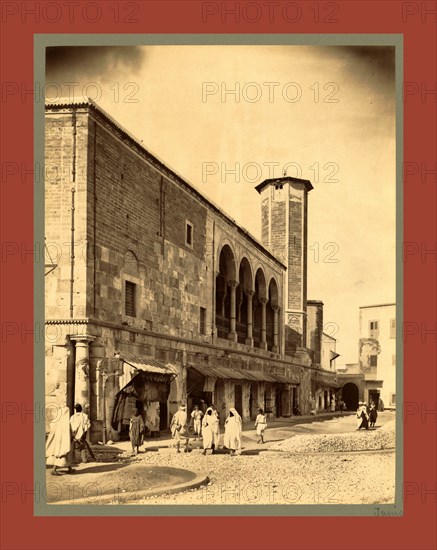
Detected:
[
  {"left": 368, "top": 390, "right": 380, "bottom": 409},
  {"left": 235, "top": 384, "right": 242, "bottom": 416},
  {"left": 342, "top": 383, "right": 359, "bottom": 410}
]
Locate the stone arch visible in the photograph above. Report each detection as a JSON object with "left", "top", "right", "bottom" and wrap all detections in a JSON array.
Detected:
[
  {"left": 266, "top": 277, "right": 280, "bottom": 351},
  {"left": 268, "top": 277, "right": 279, "bottom": 307},
  {"left": 217, "top": 243, "right": 237, "bottom": 282},
  {"left": 342, "top": 382, "right": 359, "bottom": 411},
  {"left": 123, "top": 250, "right": 139, "bottom": 277},
  {"left": 254, "top": 267, "right": 267, "bottom": 300},
  {"left": 238, "top": 257, "right": 253, "bottom": 292},
  {"left": 252, "top": 268, "right": 267, "bottom": 348},
  {"left": 235, "top": 257, "right": 254, "bottom": 344},
  {"left": 215, "top": 244, "right": 237, "bottom": 340}
]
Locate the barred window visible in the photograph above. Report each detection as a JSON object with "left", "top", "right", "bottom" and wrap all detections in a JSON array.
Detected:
[
  {"left": 369, "top": 354, "right": 378, "bottom": 367},
  {"left": 125, "top": 281, "right": 136, "bottom": 317}
]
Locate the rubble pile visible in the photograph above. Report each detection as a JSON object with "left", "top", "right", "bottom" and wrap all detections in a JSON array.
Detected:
[{"left": 271, "top": 421, "right": 396, "bottom": 453}]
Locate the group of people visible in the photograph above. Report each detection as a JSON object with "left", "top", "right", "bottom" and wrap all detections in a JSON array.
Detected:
[
  {"left": 356, "top": 400, "right": 378, "bottom": 430},
  {"left": 169, "top": 404, "right": 268, "bottom": 456},
  {"left": 46, "top": 404, "right": 92, "bottom": 475}
]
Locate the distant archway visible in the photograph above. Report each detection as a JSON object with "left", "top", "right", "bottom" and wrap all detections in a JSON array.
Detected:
[{"left": 342, "top": 383, "right": 359, "bottom": 411}]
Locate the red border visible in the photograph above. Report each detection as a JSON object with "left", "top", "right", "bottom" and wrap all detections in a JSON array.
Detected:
[{"left": 1, "top": 1, "right": 436, "bottom": 549}]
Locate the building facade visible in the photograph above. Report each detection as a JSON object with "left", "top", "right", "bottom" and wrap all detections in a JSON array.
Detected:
[
  {"left": 335, "top": 303, "right": 396, "bottom": 410},
  {"left": 44, "top": 98, "right": 339, "bottom": 441},
  {"left": 359, "top": 303, "right": 396, "bottom": 409}
]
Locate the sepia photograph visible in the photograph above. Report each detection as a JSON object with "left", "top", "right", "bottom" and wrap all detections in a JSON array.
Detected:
[{"left": 41, "top": 39, "right": 399, "bottom": 510}]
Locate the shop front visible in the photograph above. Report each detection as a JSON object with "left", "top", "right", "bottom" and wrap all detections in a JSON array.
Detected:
[
  {"left": 187, "top": 364, "right": 299, "bottom": 422},
  {"left": 110, "top": 355, "right": 177, "bottom": 439},
  {"left": 311, "top": 370, "right": 340, "bottom": 413}
]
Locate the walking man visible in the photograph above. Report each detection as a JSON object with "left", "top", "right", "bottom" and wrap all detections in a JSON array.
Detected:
[
  {"left": 70, "top": 403, "right": 94, "bottom": 463},
  {"left": 170, "top": 404, "right": 190, "bottom": 453}
]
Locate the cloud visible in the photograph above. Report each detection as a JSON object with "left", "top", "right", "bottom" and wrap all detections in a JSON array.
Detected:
[{"left": 46, "top": 46, "right": 147, "bottom": 82}]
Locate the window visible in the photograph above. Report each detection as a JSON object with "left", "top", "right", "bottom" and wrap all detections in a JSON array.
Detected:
[
  {"left": 390, "top": 393, "right": 396, "bottom": 406},
  {"left": 125, "top": 281, "right": 136, "bottom": 317},
  {"left": 369, "top": 354, "right": 378, "bottom": 367},
  {"left": 272, "top": 184, "right": 284, "bottom": 201},
  {"left": 390, "top": 318, "right": 396, "bottom": 338},
  {"left": 185, "top": 221, "right": 193, "bottom": 247},
  {"left": 200, "top": 307, "right": 206, "bottom": 335},
  {"left": 369, "top": 320, "right": 379, "bottom": 339}
]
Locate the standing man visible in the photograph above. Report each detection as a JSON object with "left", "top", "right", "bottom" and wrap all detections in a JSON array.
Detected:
[
  {"left": 70, "top": 403, "right": 93, "bottom": 463},
  {"left": 170, "top": 404, "right": 190, "bottom": 453},
  {"left": 190, "top": 404, "right": 204, "bottom": 440},
  {"left": 255, "top": 407, "right": 267, "bottom": 444},
  {"left": 210, "top": 404, "right": 221, "bottom": 448}
]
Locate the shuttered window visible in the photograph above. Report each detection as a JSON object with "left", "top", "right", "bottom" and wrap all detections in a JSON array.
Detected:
[{"left": 369, "top": 320, "right": 379, "bottom": 339}]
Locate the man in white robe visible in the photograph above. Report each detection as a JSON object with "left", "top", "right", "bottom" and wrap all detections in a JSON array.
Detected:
[{"left": 223, "top": 408, "right": 242, "bottom": 456}]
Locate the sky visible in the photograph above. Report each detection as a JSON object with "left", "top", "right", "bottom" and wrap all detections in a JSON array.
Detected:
[{"left": 46, "top": 44, "right": 396, "bottom": 364}]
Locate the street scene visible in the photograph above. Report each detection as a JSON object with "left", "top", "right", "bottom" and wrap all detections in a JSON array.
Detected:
[
  {"left": 45, "top": 410, "right": 395, "bottom": 505},
  {"left": 43, "top": 44, "right": 397, "bottom": 509}
]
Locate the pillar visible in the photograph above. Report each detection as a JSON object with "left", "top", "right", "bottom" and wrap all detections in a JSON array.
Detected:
[
  {"left": 260, "top": 298, "right": 267, "bottom": 350},
  {"left": 245, "top": 290, "right": 254, "bottom": 346},
  {"left": 228, "top": 280, "right": 238, "bottom": 342},
  {"left": 237, "top": 287, "right": 243, "bottom": 323},
  {"left": 70, "top": 335, "right": 95, "bottom": 411},
  {"left": 272, "top": 305, "right": 279, "bottom": 352},
  {"left": 221, "top": 280, "right": 227, "bottom": 317}
]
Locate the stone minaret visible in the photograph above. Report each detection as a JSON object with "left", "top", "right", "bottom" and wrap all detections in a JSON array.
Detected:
[{"left": 255, "top": 176, "right": 313, "bottom": 357}]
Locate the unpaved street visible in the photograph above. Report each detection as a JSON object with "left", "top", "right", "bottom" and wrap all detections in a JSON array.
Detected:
[{"left": 127, "top": 412, "right": 396, "bottom": 505}]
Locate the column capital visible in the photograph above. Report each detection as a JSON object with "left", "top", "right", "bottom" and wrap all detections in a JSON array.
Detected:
[
  {"left": 228, "top": 280, "right": 239, "bottom": 289},
  {"left": 271, "top": 304, "right": 280, "bottom": 311},
  {"left": 70, "top": 334, "right": 96, "bottom": 343},
  {"left": 244, "top": 289, "right": 255, "bottom": 297},
  {"left": 259, "top": 297, "right": 268, "bottom": 305}
]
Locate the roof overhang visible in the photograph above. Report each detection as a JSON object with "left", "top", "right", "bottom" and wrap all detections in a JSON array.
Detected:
[
  {"left": 255, "top": 176, "right": 313, "bottom": 194},
  {"left": 187, "top": 364, "right": 299, "bottom": 385}
]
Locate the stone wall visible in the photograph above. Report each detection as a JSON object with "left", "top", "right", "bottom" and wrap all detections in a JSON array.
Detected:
[
  {"left": 45, "top": 110, "right": 89, "bottom": 319},
  {"left": 307, "top": 301, "right": 324, "bottom": 365},
  {"left": 87, "top": 116, "right": 209, "bottom": 341}
]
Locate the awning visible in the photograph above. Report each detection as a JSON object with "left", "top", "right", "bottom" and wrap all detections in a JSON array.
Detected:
[
  {"left": 312, "top": 378, "right": 341, "bottom": 389},
  {"left": 187, "top": 364, "right": 298, "bottom": 385},
  {"left": 120, "top": 353, "right": 178, "bottom": 377},
  {"left": 271, "top": 373, "right": 300, "bottom": 385}
]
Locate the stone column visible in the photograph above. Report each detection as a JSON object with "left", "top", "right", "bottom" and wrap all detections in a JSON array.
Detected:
[
  {"left": 236, "top": 287, "right": 243, "bottom": 324},
  {"left": 228, "top": 280, "right": 238, "bottom": 342},
  {"left": 221, "top": 281, "right": 227, "bottom": 317},
  {"left": 70, "top": 335, "right": 95, "bottom": 410},
  {"left": 260, "top": 298, "right": 267, "bottom": 350},
  {"left": 272, "top": 305, "right": 279, "bottom": 352},
  {"left": 245, "top": 290, "right": 254, "bottom": 346}
]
